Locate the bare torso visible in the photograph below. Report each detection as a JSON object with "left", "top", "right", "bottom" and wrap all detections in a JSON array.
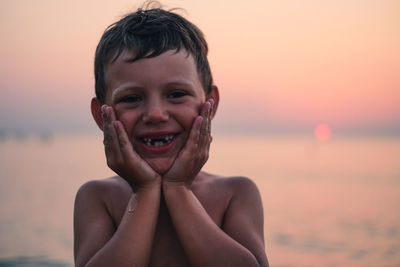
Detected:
[{"left": 100, "top": 172, "right": 233, "bottom": 267}]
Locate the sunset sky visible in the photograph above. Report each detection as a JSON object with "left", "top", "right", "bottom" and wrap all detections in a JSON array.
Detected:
[{"left": 1, "top": 0, "right": 399, "bottom": 136}]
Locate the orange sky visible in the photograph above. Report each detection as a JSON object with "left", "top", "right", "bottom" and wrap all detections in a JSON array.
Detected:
[{"left": 0, "top": 0, "right": 399, "bottom": 135}]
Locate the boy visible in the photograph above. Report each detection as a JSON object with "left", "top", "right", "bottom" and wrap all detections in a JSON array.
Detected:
[{"left": 74, "top": 4, "right": 269, "bottom": 267}]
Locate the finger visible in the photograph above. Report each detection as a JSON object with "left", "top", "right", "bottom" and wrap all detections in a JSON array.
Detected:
[
  {"left": 198, "top": 101, "right": 211, "bottom": 148},
  {"left": 113, "top": 120, "right": 135, "bottom": 160},
  {"left": 208, "top": 98, "right": 215, "bottom": 109},
  {"left": 198, "top": 100, "right": 212, "bottom": 163},
  {"left": 207, "top": 98, "right": 213, "bottom": 120},
  {"left": 207, "top": 99, "right": 213, "bottom": 135},
  {"left": 185, "top": 115, "right": 203, "bottom": 154},
  {"left": 208, "top": 98, "right": 215, "bottom": 122},
  {"left": 203, "top": 101, "right": 212, "bottom": 162},
  {"left": 200, "top": 101, "right": 211, "bottom": 135},
  {"left": 164, "top": 115, "right": 202, "bottom": 182},
  {"left": 102, "top": 105, "right": 123, "bottom": 164},
  {"left": 113, "top": 119, "right": 151, "bottom": 167},
  {"left": 114, "top": 120, "right": 161, "bottom": 186},
  {"left": 208, "top": 100, "right": 213, "bottom": 142},
  {"left": 108, "top": 105, "right": 118, "bottom": 121},
  {"left": 102, "top": 105, "right": 115, "bottom": 149}
]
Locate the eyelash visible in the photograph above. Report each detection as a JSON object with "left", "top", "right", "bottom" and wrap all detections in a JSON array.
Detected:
[
  {"left": 120, "top": 95, "right": 142, "bottom": 103},
  {"left": 168, "top": 90, "right": 187, "bottom": 99},
  {"left": 118, "top": 90, "right": 188, "bottom": 104}
]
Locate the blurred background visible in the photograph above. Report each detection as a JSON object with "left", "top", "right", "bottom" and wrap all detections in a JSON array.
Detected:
[{"left": 0, "top": 0, "right": 399, "bottom": 266}]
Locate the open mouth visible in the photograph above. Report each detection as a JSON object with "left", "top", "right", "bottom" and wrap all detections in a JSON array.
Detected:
[{"left": 141, "top": 134, "right": 175, "bottom": 147}]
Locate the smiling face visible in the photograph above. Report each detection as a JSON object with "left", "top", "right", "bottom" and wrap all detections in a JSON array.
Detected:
[{"left": 102, "top": 50, "right": 210, "bottom": 174}]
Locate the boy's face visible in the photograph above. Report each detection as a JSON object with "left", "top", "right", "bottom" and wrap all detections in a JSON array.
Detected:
[{"left": 103, "top": 49, "right": 210, "bottom": 174}]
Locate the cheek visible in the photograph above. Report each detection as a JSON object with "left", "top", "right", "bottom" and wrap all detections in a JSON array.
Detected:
[
  {"left": 189, "top": 98, "right": 204, "bottom": 115},
  {"left": 114, "top": 108, "right": 140, "bottom": 134},
  {"left": 179, "top": 104, "right": 202, "bottom": 128}
]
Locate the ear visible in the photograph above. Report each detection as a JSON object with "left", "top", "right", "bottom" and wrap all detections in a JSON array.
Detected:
[
  {"left": 91, "top": 97, "right": 104, "bottom": 131},
  {"left": 206, "top": 85, "right": 220, "bottom": 119}
]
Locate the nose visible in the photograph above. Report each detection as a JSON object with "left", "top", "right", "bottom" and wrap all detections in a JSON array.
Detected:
[{"left": 142, "top": 99, "right": 169, "bottom": 124}]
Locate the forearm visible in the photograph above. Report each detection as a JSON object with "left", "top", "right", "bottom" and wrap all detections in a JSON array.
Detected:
[
  {"left": 84, "top": 184, "right": 161, "bottom": 267},
  {"left": 162, "top": 182, "right": 261, "bottom": 267}
]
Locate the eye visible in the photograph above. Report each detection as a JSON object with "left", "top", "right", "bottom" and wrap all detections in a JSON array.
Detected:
[
  {"left": 120, "top": 95, "right": 142, "bottom": 103},
  {"left": 167, "top": 90, "right": 187, "bottom": 99}
]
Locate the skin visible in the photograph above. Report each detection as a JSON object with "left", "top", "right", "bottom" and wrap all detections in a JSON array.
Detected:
[{"left": 74, "top": 50, "right": 269, "bottom": 267}]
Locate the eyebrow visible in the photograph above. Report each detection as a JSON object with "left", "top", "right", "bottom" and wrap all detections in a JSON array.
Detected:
[
  {"left": 163, "top": 80, "right": 195, "bottom": 88},
  {"left": 111, "top": 84, "right": 143, "bottom": 102}
]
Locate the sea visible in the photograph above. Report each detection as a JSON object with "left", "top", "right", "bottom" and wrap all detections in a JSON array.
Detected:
[{"left": 0, "top": 132, "right": 399, "bottom": 267}]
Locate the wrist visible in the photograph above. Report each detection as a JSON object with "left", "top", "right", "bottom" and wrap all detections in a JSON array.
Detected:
[
  {"left": 136, "top": 177, "right": 162, "bottom": 192},
  {"left": 162, "top": 180, "right": 190, "bottom": 191}
]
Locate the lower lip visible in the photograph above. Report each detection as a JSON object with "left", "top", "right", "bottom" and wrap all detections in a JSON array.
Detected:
[{"left": 139, "top": 136, "right": 177, "bottom": 155}]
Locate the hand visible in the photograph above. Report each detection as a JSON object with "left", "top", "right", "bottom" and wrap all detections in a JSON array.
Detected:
[
  {"left": 162, "top": 99, "right": 214, "bottom": 187},
  {"left": 102, "top": 105, "right": 161, "bottom": 189}
]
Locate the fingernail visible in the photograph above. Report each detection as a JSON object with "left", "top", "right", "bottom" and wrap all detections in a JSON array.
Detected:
[{"left": 198, "top": 116, "right": 204, "bottom": 125}]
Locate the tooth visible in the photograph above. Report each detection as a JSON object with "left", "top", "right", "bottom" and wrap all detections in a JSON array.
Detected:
[
  {"left": 155, "top": 141, "right": 163, "bottom": 146},
  {"left": 142, "top": 135, "right": 175, "bottom": 147}
]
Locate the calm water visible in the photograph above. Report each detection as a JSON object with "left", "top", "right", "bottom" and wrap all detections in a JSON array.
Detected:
[{"left": 0, "top": 133, "right": 399, "bottom": 267}]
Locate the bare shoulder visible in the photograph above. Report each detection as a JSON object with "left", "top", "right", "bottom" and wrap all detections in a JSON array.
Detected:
[
  {"left": 193, "top": 173, "right": 262, "bottom": 222},
  {"left": 197, "top": 173, "right": 268, "bottom": 266},
  {"left": 74, "top": 176, "right": 131, "bottom": 266},
  {"left": 223, "top": 175, "right": 259, "bottom": 190},
  {"left": 214, "top": 175, "right": 263, "bottom": 214},
  {"left": 76, "top": 176, "right": 131, "bottom": 200},
  {"left": 195, "top": 172, "right": 260, "bottom": 199},
  {"left": 197, "top": 172, "right": 264, "bottom": 227},
  {"left": 75, "top": 176, "right": 132, "bottom": 223}
]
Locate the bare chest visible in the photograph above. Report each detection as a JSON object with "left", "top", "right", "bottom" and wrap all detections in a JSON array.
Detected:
[
  {"left": 110, "top": 189, "right": 228, "bottom": 267},
  {"left": 148, "top": 206, "right": 190, "bottom": 267}
]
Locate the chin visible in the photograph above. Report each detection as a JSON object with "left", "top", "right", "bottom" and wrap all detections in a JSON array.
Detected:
[{"left": 147, "top": 157, "right": 175, "bottom": 175}]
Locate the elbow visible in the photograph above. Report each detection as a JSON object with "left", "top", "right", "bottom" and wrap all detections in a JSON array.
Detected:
[
  {"left": 249, "top": 251, "right": 269, "bottom": 267},
  {"left": 234, "top": 252, "right": 267, "bottom": 267},
  {"left": 255, "top": 255, "right": 269, "bottom": 267}
]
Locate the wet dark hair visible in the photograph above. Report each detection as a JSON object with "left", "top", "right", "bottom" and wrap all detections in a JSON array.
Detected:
[{"left": 94, "top": 3, "right": 213, "bottom": 103}]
